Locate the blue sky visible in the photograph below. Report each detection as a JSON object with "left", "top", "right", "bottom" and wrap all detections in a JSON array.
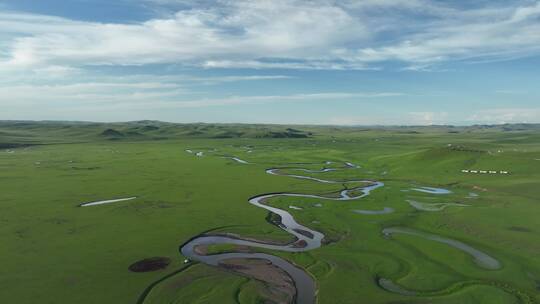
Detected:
[{"left": 1, "top": 0, "right": 539, "bottom": 125}]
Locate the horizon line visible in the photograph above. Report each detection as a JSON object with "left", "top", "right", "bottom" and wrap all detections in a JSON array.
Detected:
[{"left": 1, "top": 119, "right": 539, "bottom": 128}]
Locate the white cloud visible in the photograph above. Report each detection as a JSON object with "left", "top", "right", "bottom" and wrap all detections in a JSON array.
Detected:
[
  {"left": 1, "top": 0, "right": 539, "bottom": 70},
  {"left": 202, "top": 60, "right": 377, "bottom": 70},
  {"left": 0, "top": 73, "right": 300, "bottom": 105},
  {"left": 144, "top": 92, "right": 401, "bottom": 108},
  {"left": 0, "top": 0, "right": 366, "bottom": 69},
  {"left": 0, "top": 82, "right": 186, "bottom": 108},
  {"left": 510, "top": 2, "right": 540, "bottom": 22},
  {"left": 350, "top": 2, "right": 540, "bottom": 64},
  {"left": 467, "top": 108, "right": 540, "bottom": 124},
  {"left": 325, "top": 110, "right": 451, "bottom": 126},
  {"left": 1, "top": 87, "right": 403, "bottom": 110},
  {"left": 1, "top": 1, "right": 539, "bottom": 125},
  {"left": 0, "top": 88, "right": 403, "bottom": 122},
  {"left": 408, "top": 111, "right": 449, "bottom": 125},
  {"left": 494, "top": 89, "right": 527, "bottom": 95},
  {"left": 325, "top": 116, "right": 388, "bottom": 126}
]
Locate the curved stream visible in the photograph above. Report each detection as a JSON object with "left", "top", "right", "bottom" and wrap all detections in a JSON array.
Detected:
[
  {"left": 80, "top": 197, "right": 137, "bottom": 207},
  {"left": 411, "top": 186, "right": 452, "bottom": 194},
  {"left": 382, "top": 227, "right": 501, "bottom": 270},
  {"left": 407, "top": 200, "right": 470, "bottom": 212},
  {"left": 180, "top": 161, "right": 382, "bottom": 304}
]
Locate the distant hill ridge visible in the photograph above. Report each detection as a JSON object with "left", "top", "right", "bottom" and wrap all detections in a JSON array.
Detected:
[{"left": 1, "top": 120, "right": 539, "bottom": 146}]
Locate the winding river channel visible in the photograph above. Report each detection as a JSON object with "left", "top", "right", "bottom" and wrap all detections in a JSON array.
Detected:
[
  {"left": 149, "top": 152, "right": 508, "bottom": 303},
  {"left": 180, "top": 160, "right": 383, "bottom": 304}
]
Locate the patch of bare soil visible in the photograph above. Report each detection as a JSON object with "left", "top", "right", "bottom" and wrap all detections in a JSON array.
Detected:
[
  {"left": 219, "top": 258, "right": 296, "bottom": 304},
  {"left": 472, "top": 185, "right": 488, "bottom": 192},
  {"left": 291, "top": 239, "right": 308, "bottom": 248},
  {"left": 194, "top": 245, "right": 208, "bottom": 255},
  {"left": 129, "top": 257, "right": 171, "bottom": 272}
]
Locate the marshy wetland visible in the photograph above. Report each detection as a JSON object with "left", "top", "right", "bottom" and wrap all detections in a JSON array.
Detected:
[{"left": 1, "top": 121, "right": 539, "bottom": 304}]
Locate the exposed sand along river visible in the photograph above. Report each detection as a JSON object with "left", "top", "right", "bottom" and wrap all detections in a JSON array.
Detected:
[{"left": 181, "top": 161, "right": 383, "bottom": 304}]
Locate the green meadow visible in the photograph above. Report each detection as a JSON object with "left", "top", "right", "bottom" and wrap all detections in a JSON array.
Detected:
[{"left": 1, "top": 121, "right": 539, "bottom": 303}]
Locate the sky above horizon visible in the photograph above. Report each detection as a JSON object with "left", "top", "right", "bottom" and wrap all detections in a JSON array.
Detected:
[{"left": 1, "top": 0, "right": 539, "bottom": 125}]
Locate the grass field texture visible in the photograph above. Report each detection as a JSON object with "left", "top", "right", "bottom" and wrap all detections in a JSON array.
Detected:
[{"left": 1, "top": 121, "right": 539, "bottom": 303}]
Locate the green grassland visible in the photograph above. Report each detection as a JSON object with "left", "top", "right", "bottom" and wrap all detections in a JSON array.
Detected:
[{"left": 1, "top": 121, "right": 539, "bottom": 303}]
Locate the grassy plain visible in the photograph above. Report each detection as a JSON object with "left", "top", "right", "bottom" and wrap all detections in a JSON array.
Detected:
[{"left": 1, "top": 121, "right": 539, "bottom": 303}]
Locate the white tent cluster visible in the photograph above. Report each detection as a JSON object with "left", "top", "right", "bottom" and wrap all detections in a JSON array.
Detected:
[{"left": 461, "top": 170, "right": 509, "bottom": 174}]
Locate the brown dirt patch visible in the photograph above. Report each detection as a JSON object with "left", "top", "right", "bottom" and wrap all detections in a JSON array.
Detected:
[
  {"left": 129, "top": 257, "right": 171, "bottom": 272},
  {"left": 292, "top": 239, "right": 308, "bottom": 248},
  {"left": 194, "top": 244, "right": 208, "bottom": 255},
  {"left": 472, "top": 185, "right": 488, "bottom": 192},
  {"left": 219, "top": 258, "right": 295, "bottom": 304}
]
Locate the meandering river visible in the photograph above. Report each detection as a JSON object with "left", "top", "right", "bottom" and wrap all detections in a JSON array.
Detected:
[
  {"left": 162, "top": 157, "right": 502, "bottom": 303},
  {"left": 180, "top": 161, "right": 381, "bottom": 304}
]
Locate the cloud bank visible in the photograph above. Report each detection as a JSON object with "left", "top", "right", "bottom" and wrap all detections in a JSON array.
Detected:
[
  {"left": 1, "top": 0, "right": 539, "bottom": 125},
  {"left": 1, "top": 0, "right": 540, "bottom": 70}
]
